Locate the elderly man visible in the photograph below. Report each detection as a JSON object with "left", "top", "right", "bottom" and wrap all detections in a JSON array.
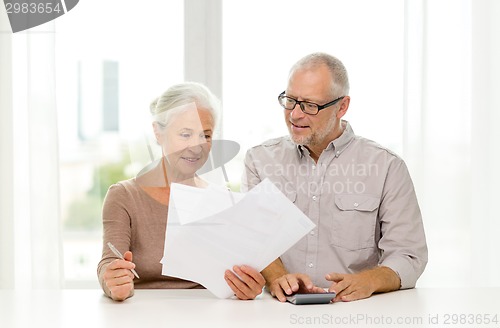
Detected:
[{"left": 242, "top": 52, "right": 427, "bottom": 302}]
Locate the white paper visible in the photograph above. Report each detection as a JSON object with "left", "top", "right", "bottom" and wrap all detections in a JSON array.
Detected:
[{"left": 160, "top": 178, "right": 315, "bottom": 298}]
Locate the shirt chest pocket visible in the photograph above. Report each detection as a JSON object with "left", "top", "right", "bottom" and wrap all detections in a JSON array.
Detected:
[{"left": 330, "top": 194, "right": 380, "bottom": 251}]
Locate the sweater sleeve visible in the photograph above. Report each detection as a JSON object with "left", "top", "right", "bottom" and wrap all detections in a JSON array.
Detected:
[{"left": 97, "top": 183, "right": 133, "bottom": 297}]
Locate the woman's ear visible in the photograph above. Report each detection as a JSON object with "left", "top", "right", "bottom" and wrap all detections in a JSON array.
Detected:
[{"left": 152, "top": 122, "right": 162, "bottom": 144}]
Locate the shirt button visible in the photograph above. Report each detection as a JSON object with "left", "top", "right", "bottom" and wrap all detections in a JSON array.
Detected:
[
  {"left": 353, "top": 202, "right": 359, "bottom": 207},
  {"left": 310, "top": 230, "right": 315, "bottom": 236},
  {"left": 336, "top": 151, "right": 340, "bottom": 156},
  {"left": 312, "top": 195, "right": 317, "bottom": 201},
  {"left": 312, "top": 165, "right": 316, "bottom": 170},
  {"left": 308, "top": 263, "right": 314, "bottom": 268}
]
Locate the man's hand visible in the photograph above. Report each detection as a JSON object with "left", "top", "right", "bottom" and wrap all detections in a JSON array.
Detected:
[
  {"left": 224, "top": 265, "right": 265, "bottom": 300},
  {"left": 326, "top": 266, "right": 401, "bottom": 302},
  {"left": 268, "top": 273, "right": 325, "bottom": 302},
  {"left": 260, "top": 258, "right": 323, "bottom": 302}
]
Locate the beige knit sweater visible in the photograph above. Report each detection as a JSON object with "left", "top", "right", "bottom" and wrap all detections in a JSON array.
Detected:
[{"left": 97, "top": 177, "right": 202, "bottom": 297}]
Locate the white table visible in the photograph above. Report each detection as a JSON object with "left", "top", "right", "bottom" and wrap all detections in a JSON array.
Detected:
[{"left": 0, "top": 288, "right": 498, "bottom": 328}]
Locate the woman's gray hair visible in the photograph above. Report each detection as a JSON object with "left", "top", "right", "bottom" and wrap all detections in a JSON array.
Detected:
[
  {"left": 290, "top": 52, "right": 350, "bottom": 98},
  {"left": 150, "top": 82, "right": 220, "bottom": 129}
]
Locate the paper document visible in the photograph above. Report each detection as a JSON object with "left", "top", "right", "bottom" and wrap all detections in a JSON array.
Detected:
[{"left": 160, "top": 178, "right": 315, "bottom": 298}]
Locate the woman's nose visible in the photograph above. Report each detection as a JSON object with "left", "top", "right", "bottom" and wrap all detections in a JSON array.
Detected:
[{"left": 187, "top": 142, "right": 204, "bottom": 154}]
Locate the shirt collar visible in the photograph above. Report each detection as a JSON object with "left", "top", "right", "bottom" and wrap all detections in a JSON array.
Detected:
[{"left": 296, "top": 120, "right": 355, "bottom": 158}]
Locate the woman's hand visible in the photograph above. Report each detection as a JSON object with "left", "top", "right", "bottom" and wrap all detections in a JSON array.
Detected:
[
  {"left": 102, "top": 251, "right": 136, "bottom": 301},
  {"left": 224, "top": 265, "right": 265, "bottom": 300}
]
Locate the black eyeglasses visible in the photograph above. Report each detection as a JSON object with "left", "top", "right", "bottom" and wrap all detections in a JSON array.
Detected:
[{"left": 278, "top": 91, "right": 345, "bottom": 115}]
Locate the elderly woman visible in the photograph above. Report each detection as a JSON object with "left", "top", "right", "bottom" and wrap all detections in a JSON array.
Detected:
[{"left": 97, "top": 82, "right": 265, "bottom": 301}]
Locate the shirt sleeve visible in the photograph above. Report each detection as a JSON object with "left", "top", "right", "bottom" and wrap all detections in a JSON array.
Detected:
[{"left": 377, "top": 158, "right": 428, "bottom": 289}]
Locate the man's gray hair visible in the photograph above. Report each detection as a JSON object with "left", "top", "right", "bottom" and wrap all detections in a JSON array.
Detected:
[{"left": 290, "top": 52, "right": 350, "bottom": 97}]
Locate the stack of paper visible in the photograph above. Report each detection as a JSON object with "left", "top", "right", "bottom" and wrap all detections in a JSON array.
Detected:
[{"left": 160, "top": 178, "right": 315, "bottom": 298}]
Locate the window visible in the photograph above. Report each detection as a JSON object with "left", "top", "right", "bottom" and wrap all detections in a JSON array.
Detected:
[
  {"left": 222, "top": 0, "right": 404, "bottom": 183},
  {"left": 55, "top": 0, "right": 184, "bottom": 287}
]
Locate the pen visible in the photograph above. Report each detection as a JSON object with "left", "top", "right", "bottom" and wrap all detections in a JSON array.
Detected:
[{"left": 107, "top": 242, "right": 140, "bottom": 279}]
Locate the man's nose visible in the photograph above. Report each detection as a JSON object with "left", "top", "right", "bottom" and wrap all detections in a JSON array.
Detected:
[{"left": 290, "top": 103, "right": 305, "bottom": 120}]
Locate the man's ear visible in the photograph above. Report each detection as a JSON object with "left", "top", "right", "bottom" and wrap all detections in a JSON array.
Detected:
[{"left": 336, "top": 96, "right": 350, "bottom": 119}]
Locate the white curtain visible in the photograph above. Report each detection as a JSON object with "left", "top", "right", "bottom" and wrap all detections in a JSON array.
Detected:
[
  {"left": 0, "top": 12, "right": 15, "bottom": 289},
  {"left": 469, "top": 0, "right": 500, "bottom": 285},
  {"left": 404, "top": 0, "right": 500, "bottom": 287},
  {"left": 0, "top": 13, "right": 63, "bottom": 289}
]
